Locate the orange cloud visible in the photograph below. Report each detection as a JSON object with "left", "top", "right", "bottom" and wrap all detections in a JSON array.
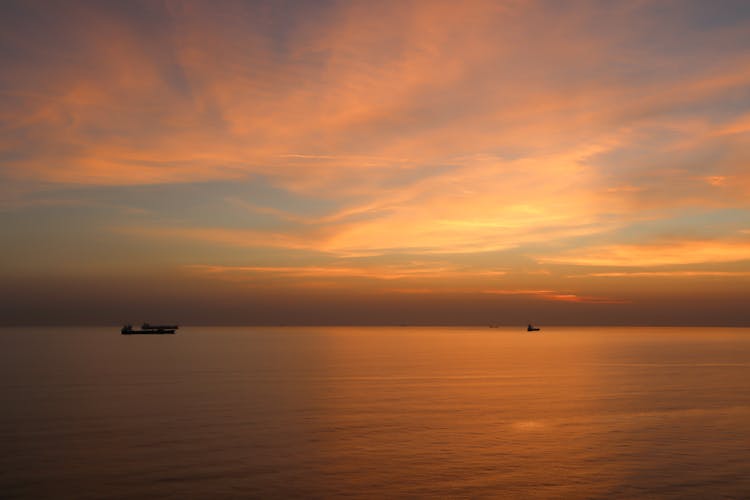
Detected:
[
  {"left": 539, "top": 240, "right": 750, "bottom": 267},
  {"left": 186, "top": 263, "right": 507, "bottom": 282},
  {"left": 183, "top": 264, "right": 628, "bottom": 304},
  {"left": 704, "top": 176, "right": 728, "bottom": 187},
  {"left": 577, "top": 271, "right": 750, "bottom": 278},
  {"left": 481, "top": 289, "right": 628, "bottom": 304},
  {"left": 541, "top": 294, "right": 630, "bottom": 304}
]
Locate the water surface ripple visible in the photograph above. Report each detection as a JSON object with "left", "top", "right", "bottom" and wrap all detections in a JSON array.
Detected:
[{"left": 1, "top": 326, "right": 749, "bottom": 498}]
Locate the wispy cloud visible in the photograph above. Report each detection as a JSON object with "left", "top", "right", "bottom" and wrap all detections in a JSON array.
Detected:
[
  {"left": 576, "top": 271, "right": 750, "bottom": 278},
  {"left": 481, "top": 289, "right": 628, "bottom": 304},
  {"left": 185, "top": 264, "right": 627, "bottom": 304},
  {"left": 539, "top": 240, "right": 750, "bottom": 267},
  {"left": 186, "top": 263, "right": 507, "bottom": 282}
]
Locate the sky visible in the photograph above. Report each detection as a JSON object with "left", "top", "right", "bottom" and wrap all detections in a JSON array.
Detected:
[{"left": 1, "top": 0, "right": 750, "bottom": 325}]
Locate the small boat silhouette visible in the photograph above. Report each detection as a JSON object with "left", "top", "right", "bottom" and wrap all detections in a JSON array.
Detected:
[
  {"left": 121, "top": 323, "right": 178, "bottom": 335},
  {"left": 526, "top": 324, "right": 540, "bottom": 332}
]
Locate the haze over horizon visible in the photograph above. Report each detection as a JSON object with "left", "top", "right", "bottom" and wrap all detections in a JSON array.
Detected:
[{"left": 2, "top": 0, "right": 750, "bottom": 326}]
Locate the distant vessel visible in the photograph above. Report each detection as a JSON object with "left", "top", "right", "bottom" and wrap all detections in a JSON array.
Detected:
[
  {"left": 526, "top": 324, "right": 540, "bottom": 332},
  {"left": 121, "top": 323, "right": 178, "bottom": 335}
]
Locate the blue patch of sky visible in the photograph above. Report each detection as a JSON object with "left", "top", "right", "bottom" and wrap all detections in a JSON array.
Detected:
[
  {"left": 378, "top": 163, "right": 460, "bottom": 190},
  {"left": 12, "top": 176, "right": 341, "bottom": 229},
  {"left": 0, "top": 2, "right": 109, "bottom": 70},
  {"left": 586, "top": 124, "right": 742, "bottom": 182},
  {"left": 680, "top": 0, "right": 750, "bottom": 30},
  {"left": 548, "top": 208, "right": 750, "bottom": 252},
  {"left": 654, "top": 87, "right": 750, "bottom": 124},
  {"left": 0, "top": 183, "right": 342, "bottom": 272},
  {"left": 573, "top": 1, "right": 750, "bottom": 80},
  {"left": 638, "top": 208, "right": 750, "bottom": 239},
  {"left": 262, "top": 0, "right": 338, "bottom": 57},
  {"left": 585, "top": 130, "right": 693, "bottom": 177}
]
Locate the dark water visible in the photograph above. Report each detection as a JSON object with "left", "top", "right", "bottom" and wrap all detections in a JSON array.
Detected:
[{"left": 1, "top": 326, "right": 750, "bottom": 499}]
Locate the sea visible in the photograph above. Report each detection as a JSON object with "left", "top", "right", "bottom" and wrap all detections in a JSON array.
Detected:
[{"left": 1, "top": 326, "right": 749, "bottom": 499}]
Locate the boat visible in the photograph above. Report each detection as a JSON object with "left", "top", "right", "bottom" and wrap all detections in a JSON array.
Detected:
[
  {"left": 526, "top": 324, "right": 540, "bottom": 332},
  {"left": 121, "top": 323, "right": 178, "bottom": 335},
  {"left": 142, "top": 323, "right": 178, "bottom": 331}
]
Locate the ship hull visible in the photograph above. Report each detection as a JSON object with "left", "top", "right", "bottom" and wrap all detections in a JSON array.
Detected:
[{"left": 121, "top": 330, "right": 176, "bottom": 335}]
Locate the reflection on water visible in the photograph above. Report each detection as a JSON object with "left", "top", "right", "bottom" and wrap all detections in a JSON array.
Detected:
[{"left": 1, "top": 326, "right": 750, "bottom": 498}]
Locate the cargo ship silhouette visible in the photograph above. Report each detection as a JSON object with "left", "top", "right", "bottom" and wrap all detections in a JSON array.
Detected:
[{"left": 121, "top": 323, "right": 178, "bottom": 335}]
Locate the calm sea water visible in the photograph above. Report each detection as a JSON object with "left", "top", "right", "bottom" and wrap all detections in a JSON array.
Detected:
[{"left": 1, "top": 326, "right": 750, "bottom": 499}]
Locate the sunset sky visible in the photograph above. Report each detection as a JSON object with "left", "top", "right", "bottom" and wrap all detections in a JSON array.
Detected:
[{"left": 2, "top": 0, "right": 750, "bottom": 325}]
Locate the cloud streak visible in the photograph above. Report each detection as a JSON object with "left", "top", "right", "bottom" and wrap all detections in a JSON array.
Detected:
[
  {"left": 539, "top": 239, "right": 750, "bottom": 267},
  {"left": 186, "top": 263, "right": 507, "bottom": 282}
]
